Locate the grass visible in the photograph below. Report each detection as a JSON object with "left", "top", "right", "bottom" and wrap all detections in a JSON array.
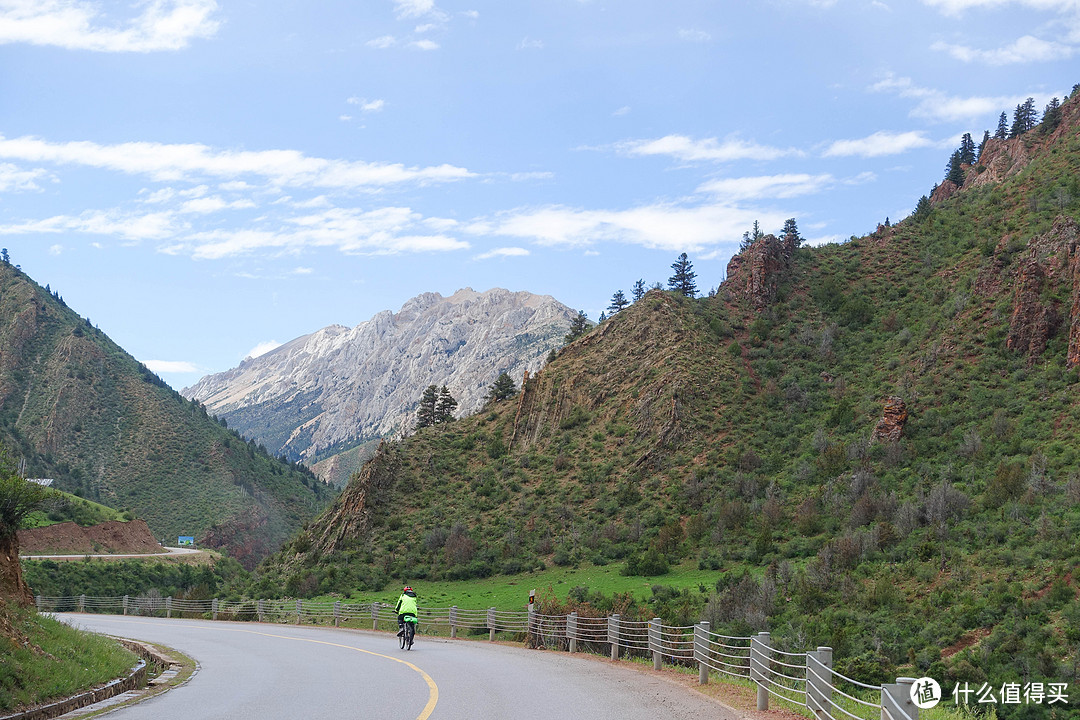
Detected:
[
  {"left": 0, "top": 603, "right": 138, "bottom": 712},
  {"left": 324, "top": 559, "right": 721, "bottom": 610}
]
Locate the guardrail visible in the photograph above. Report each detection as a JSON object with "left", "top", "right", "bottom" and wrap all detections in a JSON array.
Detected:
[{"left": 37, "top": 595, "right": 920, "bottom": 719}]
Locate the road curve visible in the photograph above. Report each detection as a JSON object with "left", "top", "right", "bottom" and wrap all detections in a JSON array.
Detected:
[{"left": 58, "top": 614, "right": 739, "bottom": 720}]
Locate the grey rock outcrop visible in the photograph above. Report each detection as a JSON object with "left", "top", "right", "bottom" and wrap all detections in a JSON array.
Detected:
[{"left": 182, "top": 288, "right": 576, "bottom": 463}]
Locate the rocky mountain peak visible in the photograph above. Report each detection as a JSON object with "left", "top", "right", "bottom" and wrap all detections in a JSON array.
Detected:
[{"left": 182, "top": 288, "right": 578, "bottom": 469}]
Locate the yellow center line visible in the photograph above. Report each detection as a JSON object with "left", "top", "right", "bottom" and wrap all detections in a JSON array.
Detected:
[{"left": 87, "top": 617, "right": 439, "bottom": 720}]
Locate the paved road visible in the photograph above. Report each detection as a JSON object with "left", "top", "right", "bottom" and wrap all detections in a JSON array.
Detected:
[
  {"left": 22, "top": 546, "right": 204, "bottom": 560},
  {"left": 58, "top": 614, "right": 738, "bottom": 720}
]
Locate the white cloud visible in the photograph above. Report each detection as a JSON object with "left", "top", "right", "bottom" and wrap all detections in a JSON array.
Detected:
[
  {"left": 468, "top": 201, "right": 788, "bottom": 253},
  {"left": 367, "top": 34, "right": 397, "bottom": 48},
  {"left": 509, "top": 171, "right": 554, "bottom": 182},
  {"left": 408, "top": 39, "right": 439, "bottom": 50},
  {"left": 697, "top": 173, "right": 835, "bottom": 200},
  {"left": 0, "top": 162, "right": 51, "bottom": 191},
  {"left": 415, "top": 23, "right": 436, "bottom": 32},
  {"left": 617, "top": 135, "right": 801, "bottom": 163},
  {"left": 517, "top": 36, "right": 543, "bottom": 50},
  {"left": 347, "top": 97, "right": 385, "bottom": 112},
  {"left": 871, "top": 75, "right": 1057, "bottom": 123},
  {"left": 142, "top": 359, "right": 199, "bottom": 373},
  {"left": 0, "top": 209, "right": 180, "bottom": 240},
  {"left": 0, "top": 0, "right": 220, "bottom": 52},
  {"left": 461, "top": 10, "right": 479, "bottom": 18},
  {"left": 822, "top": 131, "right": 936, "bottom": 157},
  {"left": 678, "top": 28, "right": 712, "bottom": 42},
  {"left": 165, "top": 206, "right": 470, "bottom": 260},
  {"left": 246, "top": 341, "right": 281, "bottom": 359},
  {"left": 932, "top": 35, "right": 1076, "bottom": 64},
  {"left": 920, "top": 0, "right": 1080, "bottom": 15},
  {"left": 0, "top": 134, "right": 474, "bottom": 190},
  {"left": 395, "top": 0, "right": 436, "bottom": 18},
  {"left": 339, "top": 114, "right": 353, "bottom": 122},
  {"left": 292, "top": 267, "right": 313, "bottom": 275},
  {"left": 49, "top": 243, "right": 62, "bottom": 255},
  {"left": 474, "top": 246, "right": 529, "bottom": 260}
]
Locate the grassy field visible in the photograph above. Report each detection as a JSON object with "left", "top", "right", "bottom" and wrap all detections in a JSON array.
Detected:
[{"left": 334, "top": 559, "right": 723, "bottom": 610}]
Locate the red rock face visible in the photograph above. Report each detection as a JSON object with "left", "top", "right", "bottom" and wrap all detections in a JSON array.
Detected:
[
  {"left": 724, "top": 233, "right": 796, "bottom": 310},
  {"left": 1003, "top": 216, "right": 1080, "bottom": 366},
  {"left": 872, "top": 396, "right": 907, "bottom": 443}
]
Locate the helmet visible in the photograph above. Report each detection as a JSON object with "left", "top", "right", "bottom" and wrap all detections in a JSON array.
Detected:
[{"left": 403, "top": 586, "right": 412, "bottom": 592}]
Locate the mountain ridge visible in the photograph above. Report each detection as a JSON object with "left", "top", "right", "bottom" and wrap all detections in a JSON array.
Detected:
[{"left": 182, "top": 287, "right": 578, "bottom": 470}]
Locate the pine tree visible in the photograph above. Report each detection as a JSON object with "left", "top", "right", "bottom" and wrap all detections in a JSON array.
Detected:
[
  {"left": 598, "top": 311, "right": 607, "bottom": 323},
  {"left": 416, "top": 385, "right": 439, "bottom": 428},
  {"left": 564, "top": 311, "right": 589, "bottom": 343},
  {"left": 739, "top": 231, "right": 753, "bottom": 252},
  {"left": 977, "top": 130, "right": 990, "bottom": 162},
  {"left": 486, "top": 372, "right": 518, "bottom": 402},
  {"left": 946, "top": 150, "right": 965, "bottom": 187},
  {"left": 667, "top": 253, "right": 697, "bottom": 298},
  {"left": 995, "top": 112, "right": 1009, "bottom": 140},
  {"left": 607, "top": 289, "right": 629, "bottom": 315},
  {"left": 782, "top": 218, "right": 801, "bottom": 246},
  {"left": 631, "top": 279, "right": 646, "bottom": 302},
  {"left": 912, "top": 195, "right": 932, "bottom": 223},
  {"left": 958, "top": 133, "right": 976, "bottom": 166},
  {"left": 434, "top": 386, "right": 458, "bottom": 423},
  {"left": 1041, "top": 97, "right": 1062, "bottom": 134},
  {"left": 1010, "top": 98, "right": 1037, "bottom": 137}
]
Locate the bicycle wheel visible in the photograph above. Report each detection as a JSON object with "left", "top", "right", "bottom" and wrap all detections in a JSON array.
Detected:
[
  {"left": 405, "top": 623, "right": 414, "bottom": 650},
  {"left": 399, "top": 625, "right": 406, "bottom": 650}
]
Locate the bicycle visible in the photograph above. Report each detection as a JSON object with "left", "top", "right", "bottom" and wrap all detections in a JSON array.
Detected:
[{"left": 399, "top": 614, "right": 417, "bottom": 650}]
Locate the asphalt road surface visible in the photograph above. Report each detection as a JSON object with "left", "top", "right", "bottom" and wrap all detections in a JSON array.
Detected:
[{"left": 58, "top": 614, "right": 739, "bottom": 720}]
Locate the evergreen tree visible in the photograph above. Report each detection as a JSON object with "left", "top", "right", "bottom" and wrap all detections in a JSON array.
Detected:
[
  {"left": 631, "top": 279, "right": 647, "bottom": 302},
  {"left": 416, "top": 385, "right": 439, "bottom": 428},
  {"left": 598, "top": 311, "right": 607, "bottom": 323},
  {"left": 739, "top": 231, "right": 753, "bottom": 252},
  {"left": 912, "top": 195, "right": 932, "bottom": 223},
  {"left": 486, "top": 372, "right": 518, "bottom": 402},
  {"left": 958, "top": 133, "right": 976, "bottom": 166},
  {"left": 946, "top": 149, "right": 965, "bottom": 187},
  {"left": 434, "top": 386, "right": 458, "bottom": 423},
  {"left": 995, "top": 112, "right": 1009, "bottom": 140},
  {"left": 607, "top": 289, "right": 629, "bottom": 315},
  {"left": 1010, "top": 98, "right": 1037, "bottom": 137},
  {"left": 752, "top": 220, "right": 763, "bottom": 241},
  {"left": 564, "top": 311, "right": 589, "bottom": 343},
  {"left": 0, "top": 249, "right": 8, "bottom": 265},
  {"left": 782, "top": 218, "right": 801, "bottom": 246},
  {"left": 977, "top": 130, "right": 990, "bottom": 161},
  {"left": 668, "top": 253, "right": 697, "bottom": 298},
  {"left": 1041, "top": 97, "right": 1062, "bottom": 134}
]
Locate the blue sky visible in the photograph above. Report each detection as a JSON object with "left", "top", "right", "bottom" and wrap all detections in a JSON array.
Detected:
[{"left": 0, "top": 0, "right": 1076, "bottom": 390}]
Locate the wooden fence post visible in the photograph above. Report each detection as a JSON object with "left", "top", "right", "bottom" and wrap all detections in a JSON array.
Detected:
[
  {"left": 487, "top": 607, "right": 496, "bottom": 641},
  {"left": 567, "top": 612, "right": 578, "bottom": 653},
  {"left": 450, "top": 606, "right": 458, "bottom": 638}
]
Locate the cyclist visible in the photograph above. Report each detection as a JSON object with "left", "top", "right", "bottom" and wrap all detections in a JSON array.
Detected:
[{"left": 395, "top": 585, "right": 418, "bottom": 637}]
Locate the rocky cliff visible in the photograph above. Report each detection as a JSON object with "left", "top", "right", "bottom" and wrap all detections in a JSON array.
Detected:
[
  {"left": 724, "top": 232, "right": 797, "bottom": 310},
  {"left": 183, "top": 288, "right": 577, "bottom": 465}
]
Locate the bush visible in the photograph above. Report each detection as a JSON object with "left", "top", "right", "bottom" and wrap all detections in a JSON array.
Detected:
[{"left": 621, "top": 547, "right": 669, "bottom": 576}]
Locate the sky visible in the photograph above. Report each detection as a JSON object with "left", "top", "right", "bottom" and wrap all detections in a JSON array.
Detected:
[{"left": 0, "top": 0, "right": 1077, "bottom": 390}]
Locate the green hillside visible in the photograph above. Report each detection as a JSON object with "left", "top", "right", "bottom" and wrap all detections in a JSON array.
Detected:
[
  {"left": 0, "top": 264, "right": 333, "bottom": 567},
  {"left": 256, "top": 91, "right": 1080, "bottom": 709}
]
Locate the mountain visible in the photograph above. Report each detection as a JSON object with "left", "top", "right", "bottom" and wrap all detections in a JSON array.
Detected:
[
  {"left": 257, "top": 90, "right": 1080, "bottom": 700},
  {"left": 0, "top": 264, "right": 331, "bottom": 568},
  {"left": 182, "top": 288, "right": 578, "bottom": 473}
]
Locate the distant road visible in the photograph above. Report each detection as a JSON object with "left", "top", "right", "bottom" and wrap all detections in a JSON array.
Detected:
[
  {"left": 21, "top": 546, "right": 204, "bottom": 560},
  {"left": 58, "top": 614, "right": 738, "bottom": 720}
]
